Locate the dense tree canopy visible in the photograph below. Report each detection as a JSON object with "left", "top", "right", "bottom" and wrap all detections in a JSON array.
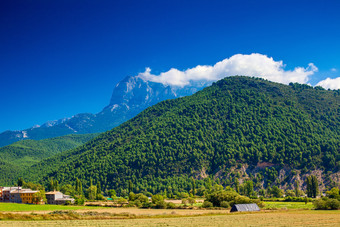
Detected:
[{"left": 18, "top": 76, "right": 340, "bottom": 193}]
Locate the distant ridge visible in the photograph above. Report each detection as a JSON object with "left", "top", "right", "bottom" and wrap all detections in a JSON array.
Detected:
[{"left": 0, "top": 76, "right": 207, "bottom": 147}]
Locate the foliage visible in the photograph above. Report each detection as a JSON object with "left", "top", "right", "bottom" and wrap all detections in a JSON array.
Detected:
[
  {"left": 270, "top": 186, "right": 283, "bottom": 198},
  {"left": 205, "top": 190, "right": 239, "bottom": 207},
  {"left": 107, "top": 189, "right": 116, "bottom": 198},
  {"left": 306, "top": 175, "right": 319, "bottom": 198},
  {"left": 220, "top": 201, "right": 230, "bottom": 208},
  {"left": 86, "top": 185, "right": 97, "bottom": 200},
  {"left": 32, "top": 191, "right": 46, "bottom": 204},
  {"left": 10, "top": 76, "right": 340, "bottom": 193},
  {"left": 313, "top": 187, "right": 340, "bottom": 210},
  {"left": 325, "top": 187, "right": 340, "bottom": 200},
  {"left": 285, "top": 190, "right": 296, "bottom": 197},
  {"left": 0, "top": 133, "right": 98, "bottom": 185},
  {"left": 313, "top": 198, "right": 340, "bottom": 210},
  {"left": 202, "top": 201, "right": 213, "bottom": 208}
]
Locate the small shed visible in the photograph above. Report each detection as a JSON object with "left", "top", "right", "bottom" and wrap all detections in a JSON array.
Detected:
[{"left": 230, "top": 203, "right": 260, "bottom": 212}]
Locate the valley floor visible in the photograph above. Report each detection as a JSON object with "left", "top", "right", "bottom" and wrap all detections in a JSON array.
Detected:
[{"left": 1, "top": 209, "right": 340, "bottom": 226}]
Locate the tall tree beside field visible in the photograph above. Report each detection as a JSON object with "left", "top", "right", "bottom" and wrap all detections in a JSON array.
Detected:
[
  {"left": 128, "top": 180, "right": 133, "bottom": 193},
  {"left": 306, "top": 175, "right": 319, "bottom": 198},
  {"left": 311, "top": 175, "right": 319, "bottom": 198},
  {"left": 244, "top": 180, "right": 254, "bottom": 197},
  {"left": 75, "top": 178, "right": 83, "bottom": 195},
  {"left": 191, "top": 177, "right": 196, "bottom": 196},
  {"left": 235, "top": 178, "right": 240, "bottom": 194},
  {"left": 97, "top": 181, "right": 101, "bottom": 195},
  {"left": 87, "top": 185, "right": 97, "bottom": 200},
  {"left": 294, "top": 180, "right": 300, "bottom": 197}
]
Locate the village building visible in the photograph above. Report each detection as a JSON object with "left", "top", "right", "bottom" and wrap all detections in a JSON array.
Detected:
[
  {"left": 1, "top": 187, "right": 22, "bottom": 202},
  {"left": 45, "top": 191, "right": 75, "bottom": 205},
  {"left": 20, "top": 189, "right": 40, "bottom": 204}
]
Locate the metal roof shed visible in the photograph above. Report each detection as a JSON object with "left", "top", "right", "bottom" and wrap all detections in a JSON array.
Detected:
[{"left": 230, "top": 203, "right": 260, "bottom": 212}]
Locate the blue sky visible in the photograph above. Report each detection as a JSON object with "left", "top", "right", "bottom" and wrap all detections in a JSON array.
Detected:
[{"left": 1, "top": 0, "right": 340, "bottom": 132}]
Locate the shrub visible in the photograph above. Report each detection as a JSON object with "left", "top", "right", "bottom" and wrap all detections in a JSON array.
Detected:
[
  {"left": 314, "top": 198, "right": 340, "bottom": 210},
  {"left": 167, "top": 202, "right": 176, "bottom": 209},
  {"left": 188, "top": 197, "right": 196, "bottom": 205},
  {"left": 64, "top": 200, "right": 72, "bottom": 205},
  {"left": 328, "top": 199, "right": 340, "bottom": 210},
  {"left": 154, "top": 201, "right": 167, "bottom": 209},
  {"left": 233, "top": 196, "right": 251, "bottom": 206},
  {"left": 74, "top": 197, "right": 85, "bottom": 205},
  {"left": 205, "top": 190, "right": 239, "bottom": 207},
  {"left": 220, "top": 201, "right": 230, "bottom": 208},
  {"left": 141, "top": 201, "right": 152, "bottom": 208},
  {"left": 133, "top": 199, "right": 142, "bottom": 207},
  {"left": 202, "top": 201, "right": 213, "bottom": 208},
  {"left": 151, "top": 194, "right": 164, "bottom": 204}
]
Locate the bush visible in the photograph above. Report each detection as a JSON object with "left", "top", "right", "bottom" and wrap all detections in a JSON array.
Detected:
[
  {"left": 202, "top": 201, "right": 213, "bottom": 208},
  {"left": 181, "top": 199, "right": 188, "bottom": 205},
  {"left": 141, "top": 201, "right": 152, "bottom": 208},
  {"left": 188, "top": 197, "right": 196, "bottom": 205},
  {"left": 74, "top": 197, "right": 85, "bottom": 205},
  {"left": 133, "top": 199, "right": 142, "bottom": 207},
  {"left": 151, "top": 194, "right": 164, "bottom": 204},
  {"left": 154, "top": 201, "right": 167, "bottom": 209},
  {"left": 220, "top": 201, "right": 230, "bottom": 208},
  {"left": 314, "top": 198, "right": 340, "bottom": 210},
  {"left": 64, "top": 200, "right": 72, "bottom": 205},
  {"left": 233, "top": 196, "right": 251, "bottom": 205},
  {"left": 167, "top": 202, "right": 176, "bottom": 209},
  {"left": 328, "top": 199, "right": 340, "bottom": 210},
  {"left": 205, "top": 190, "right": 239, "bottom": 207},
  {"left": 96, "top": 194, "right": 105, "bottom": 200}
]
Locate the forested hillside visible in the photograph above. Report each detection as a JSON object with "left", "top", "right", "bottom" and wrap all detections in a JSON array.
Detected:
[
  {"left": 0, "top": 133, "right": 98, "bottom": 185},
  {"left": 25, "top": 76, "right": 340, "bottom": 193}
]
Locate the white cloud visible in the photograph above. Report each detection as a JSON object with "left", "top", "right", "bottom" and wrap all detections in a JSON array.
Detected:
[
  {"left": 137, "top": 53, "right": 318, "bottom": 87},
  {"left": 316, "top": 77, "right": 340, "bottom": 90},
  {"left": 331, "top": 68, "right": 337, "bottom": 72}
]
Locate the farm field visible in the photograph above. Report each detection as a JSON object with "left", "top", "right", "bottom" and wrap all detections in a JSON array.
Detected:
[
  {"left": 0, "top": 203, "right": 105, "bottom": 212},
  {"left": 263, "top": 201, "right": 314, "bottom": 210},
  {"left": 0, "top": 201, "right": 313, "bottom": 214},
  {"left": 0, "top": 210, "right": 339, "bottom": 226}
]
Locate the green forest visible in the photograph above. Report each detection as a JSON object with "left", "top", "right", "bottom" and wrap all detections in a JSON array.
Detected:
[
  {"left": 6, "top": 76, "right": 340, "bottom": 194},
  {"left": 0, "top": 133, "right": 98, "bottom": 185}
]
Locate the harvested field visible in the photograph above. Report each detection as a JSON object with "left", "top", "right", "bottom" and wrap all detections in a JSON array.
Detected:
[
  {"left": 0, "top": 210, "right": 339, "bottom": 226},
  {"left": 2, "top": 207, "right": 227, "bottom": 216}
]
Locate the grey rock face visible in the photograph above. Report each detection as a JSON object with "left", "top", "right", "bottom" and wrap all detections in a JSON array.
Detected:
[{"left": 0, "top": 76, "right": 208, "bottom": 147}]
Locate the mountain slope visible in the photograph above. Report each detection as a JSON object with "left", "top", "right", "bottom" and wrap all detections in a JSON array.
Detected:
[
  {"left": 25, "top": 76, "right": 340, "bottom": 191},
  {"left": 0, "top": 133, "right": 98, "bottom": 185},
  {"left": 0, "top": 76, "right": 207, "bottom": 147}
]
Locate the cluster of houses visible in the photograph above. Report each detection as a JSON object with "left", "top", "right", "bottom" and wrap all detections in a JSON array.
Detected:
[{"left": 0, "top": 186, "right": 74, "bottom": 205}]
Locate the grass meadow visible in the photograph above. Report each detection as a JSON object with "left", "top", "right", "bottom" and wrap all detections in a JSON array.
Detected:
[{"left": 0, "top": 202, "right": 103, "bottom": 212}]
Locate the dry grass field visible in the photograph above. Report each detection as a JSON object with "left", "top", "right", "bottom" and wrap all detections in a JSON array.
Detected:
[{"left": 0, "top": 210, "right": 339, "bottom": 226}]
